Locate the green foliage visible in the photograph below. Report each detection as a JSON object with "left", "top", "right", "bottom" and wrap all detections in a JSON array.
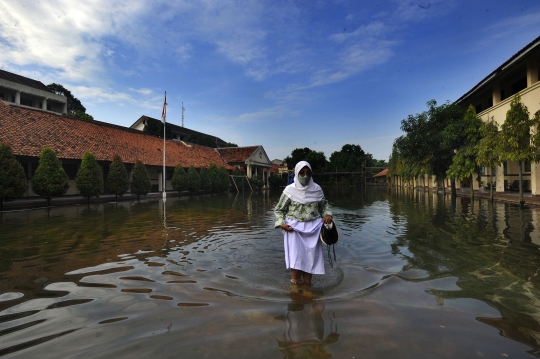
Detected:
[
  {"left": 143, "top": 118, "right": 173, "bottom": 139},
  {"left": 0, "top": 142, "right": 27, "bottom": 209},
  {"left": 225, "top": 142, "right": 238, "bottom": 147},
  {"left": 284, "top": 147, "right": 327, "bottom": 173},
  {"left": 232, "top": 168, "right": 245, "bottom": 176},
  {"left": 268, "top": 174, "right": 286, "bottom": 188},
  {"left": 185, "top": 133, "right": 218, "bottom": 148},
  {"left": 397, "top": 100, "right": 465, "bottom": 183},
  {"left": 187, "top": 165, "right": 201, "bottom": 192},
  {"left": 218, "top": 166, "right": 230, "bottom": 192},
  {"left": 208, "top": 163, "right": 220, "bottom": 192},
  {"left": 171, "top": 165, "right": 188, "bottom": 193},
  {"left": 329, "top": 144, "right": 373, "bottom": 172},
  {"left": 73, "top": 110, "right": 94, "bottom": 121},
  {"left": 446, "top": 106, "right": 482, "bottom": 181},
  {"left": 76, "top": 151, "right": 103, "bottom": 202},
  {"left": 131, "top": 160, "right": 151, "bottom": 199},
  {"left": 250, "top": 174, "right": 263, "bottom": 190},
  {"left": 476, "top": 118, "right": 502, "bottom": 171},
  {"left": 32, "top": 147, "right": 69, "bottom": 205},
  {"left": 47, "top": 83, "right": 93, "bottom": 119},
  {"left": 107, "top": 154, "right": 129, "bottom": 199},
  {"left": 200, "top": 167, "right": 212, "bottom": 191}
]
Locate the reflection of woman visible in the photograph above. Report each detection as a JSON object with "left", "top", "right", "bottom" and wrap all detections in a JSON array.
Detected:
[
  {"left": 277, "top": 289, "right": 339, "bottom": 358},
  {"left": 274, "top": 161, "right": 332, "bottom": 285}
]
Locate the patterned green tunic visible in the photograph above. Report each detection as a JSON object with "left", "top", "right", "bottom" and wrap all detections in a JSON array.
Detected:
[{"left": 274, "top": 193, "right": 332, "bottom": 228}]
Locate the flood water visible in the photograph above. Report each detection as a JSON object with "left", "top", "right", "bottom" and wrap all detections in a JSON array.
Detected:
[{"left": 1, "top": 187, "right": 540, "bottom": 358}]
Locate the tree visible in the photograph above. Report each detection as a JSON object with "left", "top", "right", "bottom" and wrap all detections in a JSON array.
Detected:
[
  {"left": 500, "top": 95, "right": 540, "bottom": 206},
  {"left": 143, "top": 118, "right": 173, "bottom": 139},
  {"left": 131, "top": 160, "right": 151, "bottom": 199},
  {"left": 200, "top": 167, "right": 212, "bottom": 191},
  {"left": 446, "top": 106, "right": 483, "bottom": 198},
  {"left": 107, "top": 154, "right": 129, "bottom": 201},
  {"left": 476, "top": 118, "right": 502, "bottom": 202},
  {"left": 284, "top": 148, "right": 327, "bottom": 173},
  {"left": 187, "top": 165, "right": 201, "bottom": 193},
  {"left": 185, "top": 133, "right": 218, "bottom": 147},
  {"left": 32, "top": 147, "right": 70, "bottom": 206},
  {"left": 76, "top": 151, "right": 103, "bottom": 204},
  {"left": 0, "top": 143, "right": 27, "bottom": 211},
  {"left": 218, "top": 166, "right": 230, "bottom": 192},
  {"left": 47, "top": 83, "right": 93, "bottom": 120},
  {"left": 329, "top": 144, "right": 374, "bottom": 172},
  {"left": 225, "top": 142, "right": 238, "bottom": 147},
  {"left": 171, "top": 165, "right": 188, "bottom": 194},
  {"left": 208, "top": 163, "right": 221, "bottom": 192}
]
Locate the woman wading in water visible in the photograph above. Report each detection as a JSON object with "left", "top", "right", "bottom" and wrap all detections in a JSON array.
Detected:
[{"left": 274, "top": 161, "right": 332, "bottom": 285}]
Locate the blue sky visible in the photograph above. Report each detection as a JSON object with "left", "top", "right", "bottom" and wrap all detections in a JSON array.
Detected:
[{"left": 1, "top": 1, "right": 539, "bottom": 162}]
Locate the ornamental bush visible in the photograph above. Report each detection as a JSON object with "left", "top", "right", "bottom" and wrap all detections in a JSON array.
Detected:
[
  {"left": 208, "top": 163, "right": 220, "bottom": 192},
  {"left": 107, "top": 154, "right": 129, "bottom": 201},
  {"left": 171, "top": 165, "right": 188, "bottom": 194},
  {"left": 131, "top": 160, "right": 151, "bottom": 199},
  {"left": 187, "top": 165, "right": 201, "bottom": 193},
  {"left": 32, "top": 147, "right": 69, "bottom": 206},
  {"left": 200, "top": 167, "right": 212, "bottom": 191},
  {"left": 0, "top": 142, "right": 27, "bottom": 210},
  {"left": 218, "top": 166, "right": 230, "bottom": 192},
  {"left": 76, "top": 151, "right": 103, "bottom": 204}
]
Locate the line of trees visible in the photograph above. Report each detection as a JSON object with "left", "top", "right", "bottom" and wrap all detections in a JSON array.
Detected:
[
  {"left": 388, "top": 95, "right": 540, "bottom": 206},
  {"left": 0, "top": 144, "right": 231, "bottom": 209}
]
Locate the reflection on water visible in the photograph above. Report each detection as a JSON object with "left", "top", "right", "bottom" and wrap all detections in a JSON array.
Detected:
[{"left": 0, "top": 188, "right": 539, "bottom": 357}]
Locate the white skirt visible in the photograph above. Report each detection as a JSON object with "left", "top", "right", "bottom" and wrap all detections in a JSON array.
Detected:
[{"left": 283, "top": 218, "right": 324, "bottom": 274}]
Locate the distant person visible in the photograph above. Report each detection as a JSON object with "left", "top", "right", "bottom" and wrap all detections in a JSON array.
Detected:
[
  {"left": 287, "top": 172, "right": 294, "bottom": 185},
  {"left": 274, "top": 161, "right": 332, "bottom": 285}
]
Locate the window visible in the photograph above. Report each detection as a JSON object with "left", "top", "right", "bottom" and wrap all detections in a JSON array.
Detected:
[
  {"left": 503, "top": 162, "right": 508, "bottom": 175},
  {"left": 511, "top": 77, "right": 527, "bottom": 95},
  {"left": 63, "top": 164, "right": 79, "bottom": 180},
  {"left": 481, "top": 167, "right": 486, "bottom": 175},
  {"left": 524, "top": 161, "right": 531, "bottom": 173},
  {"left": 500, "top": 89, "right": 506, "bottom": 101},
  {"left": 475, "top": 104, "right": 483, "bottom": 114},
  {"left": 0, "top": 93, "right": 4, "bottom": 100},
  {"left": 487, "top": 96, "right": 493, "bottom": 108},
  {"left": 20, "top": 98, "right": 33, "bottom": 107}
]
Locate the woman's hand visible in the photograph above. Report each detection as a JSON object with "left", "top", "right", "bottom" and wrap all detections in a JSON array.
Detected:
[
  {"left": 322, "top": 215, "right": 333, "bottom": 224},
  {"left": 280, "top": 224, "right": 293, "bottom": 232}
]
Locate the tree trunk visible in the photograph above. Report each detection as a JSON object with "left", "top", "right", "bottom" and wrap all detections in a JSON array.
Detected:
[
  {"left": 519, "top": 161, "right": 524, "bottom": 207},
  {"left": 470, "top": 174, "right": 474, "bottom": 199},
  {"left": 47, "top": 196, "right": 51, "bottom": 207},
  {"left": 489, "top": 172, "right": 493, "bottom": 202},
  {"left": 451, "top": 178, "right": 456, "bottom": 197}
]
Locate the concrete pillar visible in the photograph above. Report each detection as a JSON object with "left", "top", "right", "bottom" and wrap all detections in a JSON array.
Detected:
[
  {"left": 492, "top": 82, "right": 501, "bottom": 104},
  {"left": 496, "top": 163, "right": 505, "bottom": 192},
  {"left": 531, "top": 162, "right": 540, "bottom": 196},
  {"left": 63, "top": 102, "right": 68, "bottom": 114},
  {"left": 42, "top": 98, "right": 47, "bottom": 110},
  {"left": 527, "top": 59, "right": 538, "bottom": 87},
  {"left": 15, "top": 91, "right": 20, "bottom": 105}
]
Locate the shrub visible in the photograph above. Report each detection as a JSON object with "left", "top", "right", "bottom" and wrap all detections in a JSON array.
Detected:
[
  {"left": 32, "top": 147, "right": 69, "bottom": 206},
  {"left": 0, "top": 142, "right": 27, "bottom": 210},
  {"left": 209, "top": 163, "right": 220, "bottom": 192},
  {"left": 268, "top": 174, "right": 286, "bottom": 189},
  {"left": 131, "top": 160, "right": 151, "bottom": 199},
  {"left": 200, "top": 167, "right": 212, "bottom": 191},
  {"left": 250, "top": 174, "right": 263, "bottom": 190},
  {"left": 107, "top": 154, "right": 129, "bottom": 200},
  {"left": 218, "top": 166, "right": 230, "bottom": 192},
  {"left": 171, "top": 165, "right": 188, "bottom": 193},
  {"left": 187, "top": 165, "right": 201, "bottom": 193},
  {"left": 76, "top": 151, "right": 103, "bottom": 204}
]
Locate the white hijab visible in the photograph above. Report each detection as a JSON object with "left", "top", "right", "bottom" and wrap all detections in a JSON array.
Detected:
[{"left": 283, "top": 161, "right": 324, "bottom": 204}]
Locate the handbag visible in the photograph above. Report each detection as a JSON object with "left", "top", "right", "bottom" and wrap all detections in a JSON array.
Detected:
[{"left": 320, "top": 220, "right": 339, "bottom": 267}]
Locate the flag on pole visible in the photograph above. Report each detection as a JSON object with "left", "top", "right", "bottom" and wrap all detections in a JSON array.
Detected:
[{"left": 161, "top": 92, "right": 167, "bottom": 123}]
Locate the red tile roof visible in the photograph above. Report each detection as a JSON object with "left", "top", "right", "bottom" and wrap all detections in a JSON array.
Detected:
[
  {"left": 0, "top": 101, "right": 233, "bottom": 170},
  {"left": 216, "top": 146, "right": 259, "bottom": 163},
  {"left": 374, "top": 168, "right": 388, "bottom": 177}
]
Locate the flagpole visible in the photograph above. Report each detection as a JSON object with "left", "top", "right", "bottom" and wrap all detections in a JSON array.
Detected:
[{"left": 162, "top": 91, "right": 167, "bottom": 201}]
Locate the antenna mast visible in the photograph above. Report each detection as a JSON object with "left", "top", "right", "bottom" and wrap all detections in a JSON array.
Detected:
[{"left": 182, "top": 102, "right": 185, "bottom": 127}]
